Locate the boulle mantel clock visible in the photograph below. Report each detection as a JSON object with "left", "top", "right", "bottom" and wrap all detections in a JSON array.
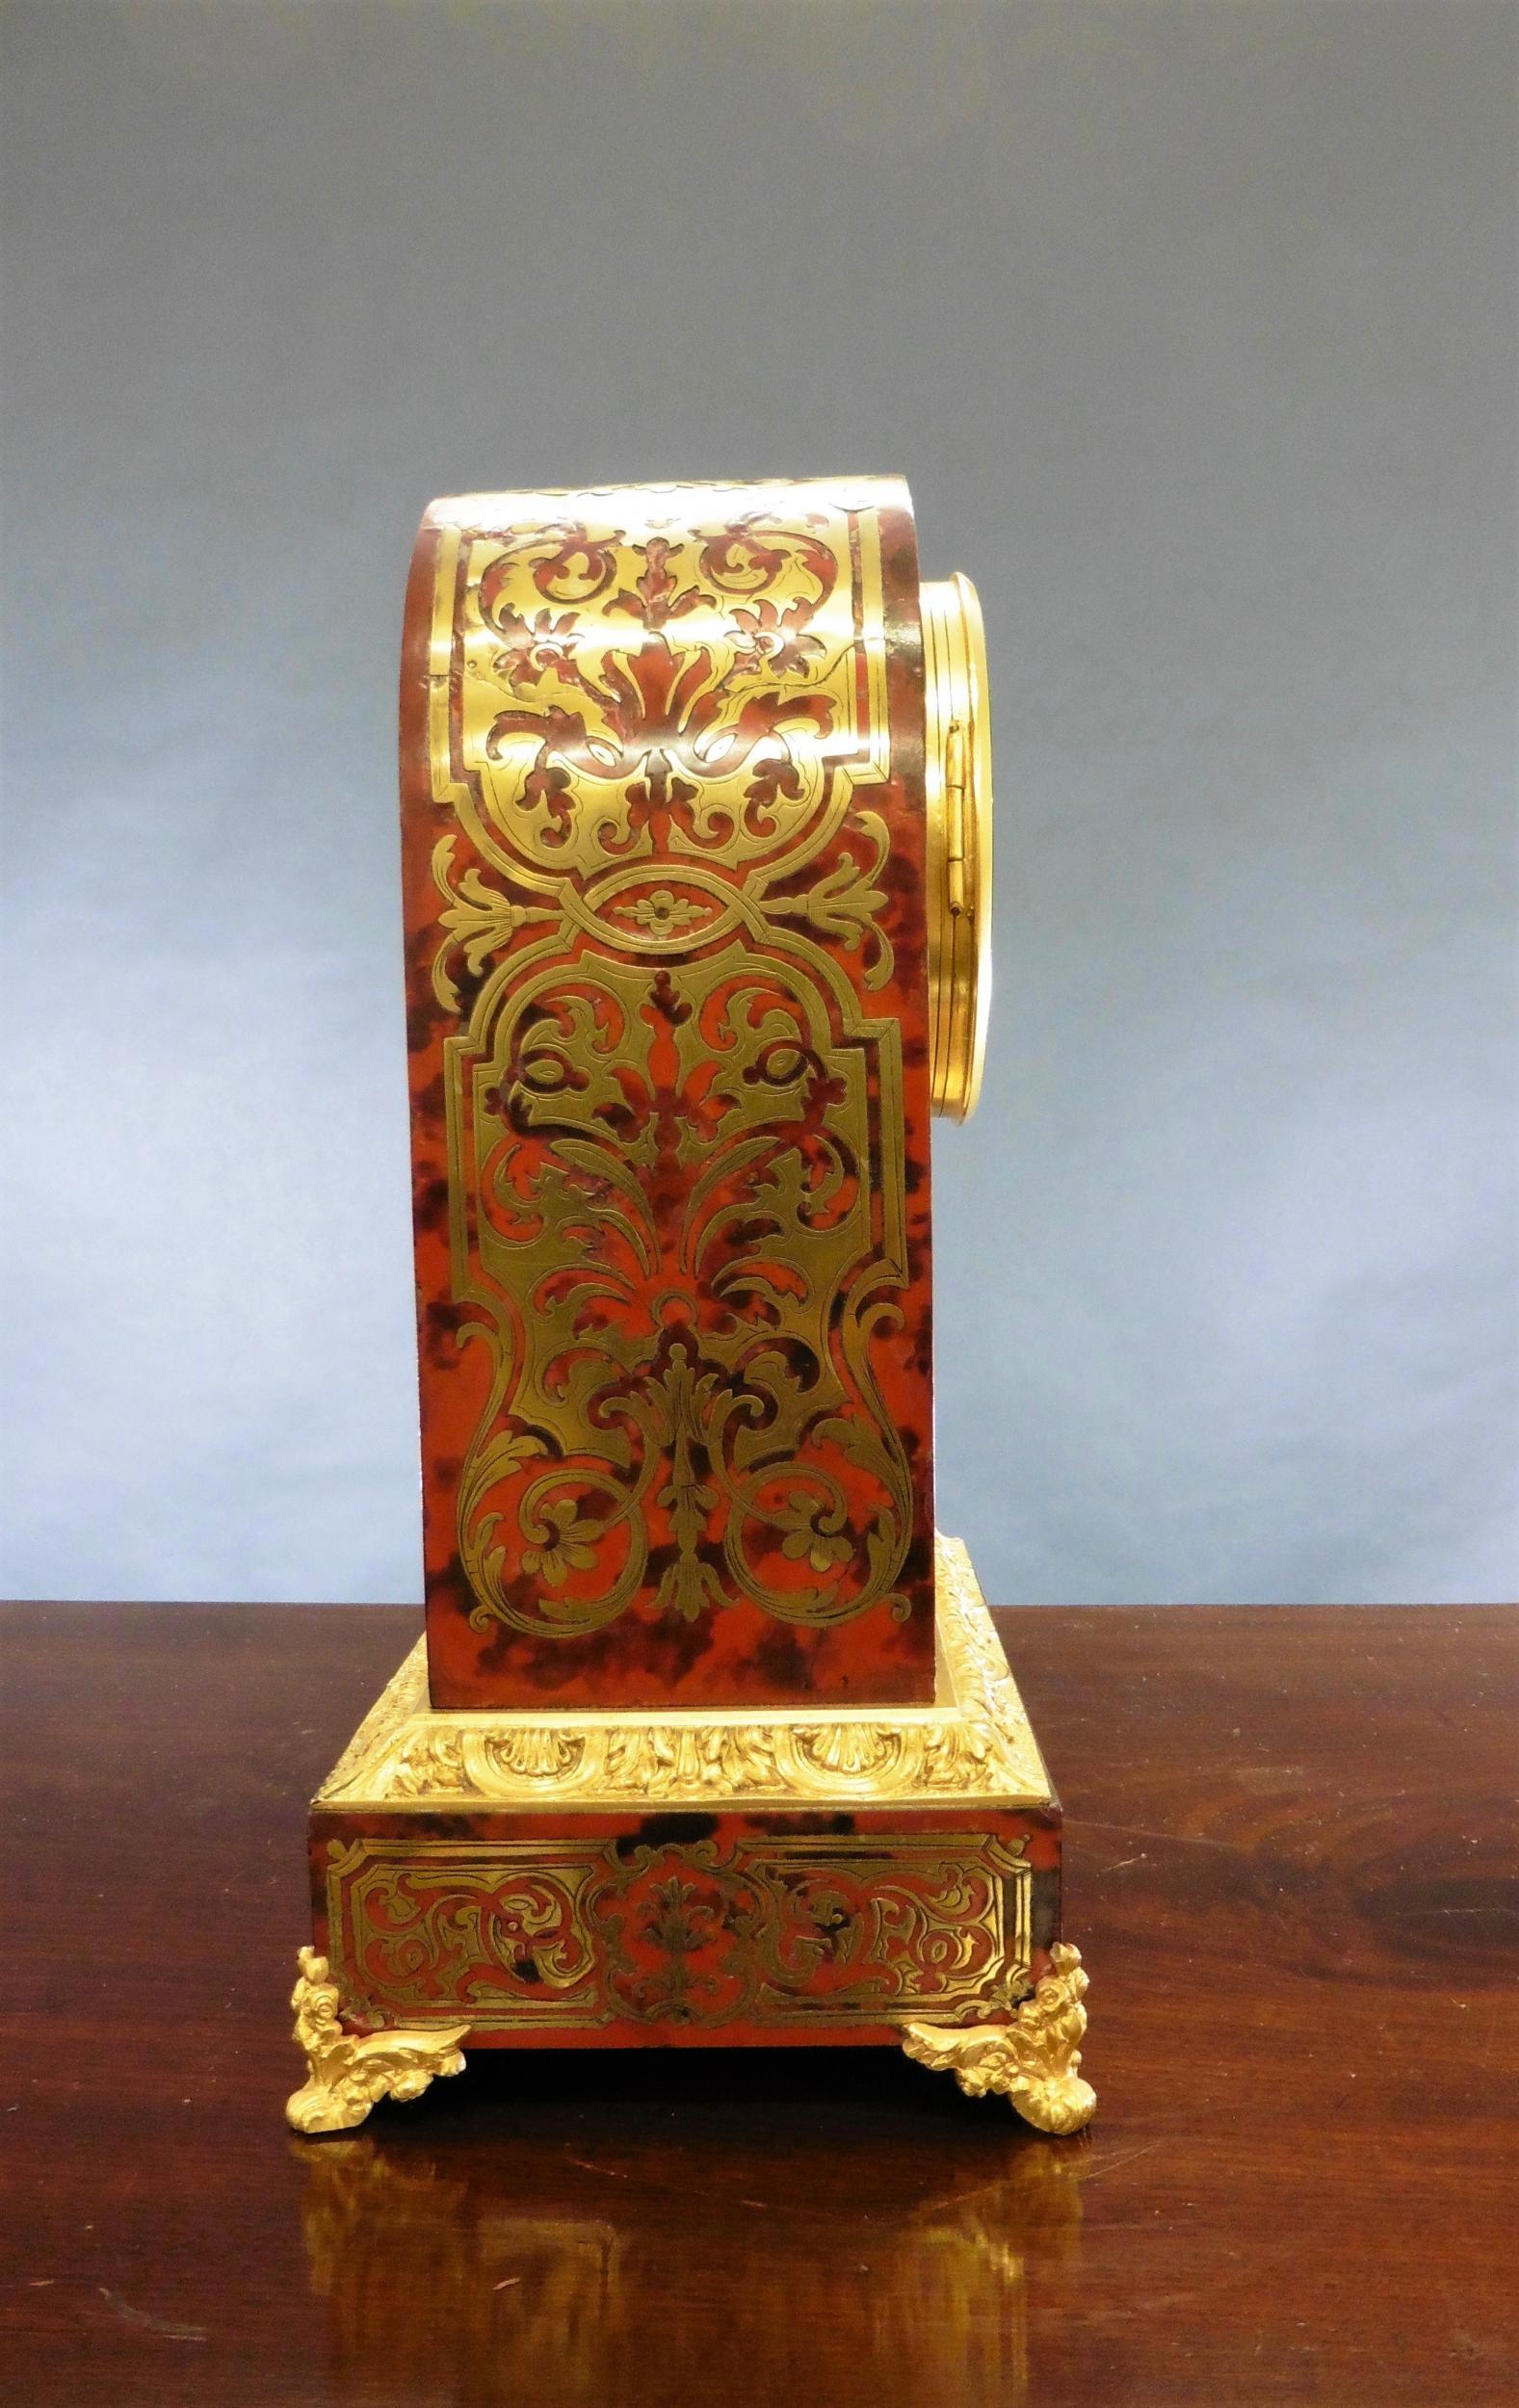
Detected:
[{"left": 286, "top": 475, "right": 1095, "bottom": 2138}]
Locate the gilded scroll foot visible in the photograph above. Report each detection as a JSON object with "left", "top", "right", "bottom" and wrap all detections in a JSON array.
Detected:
[
  {"left": 285, "top": 1947, "right": 468, "bottom": 2136},
  {"left": 901, "top": 1942, "right": 1096, "bottom": 2136}
]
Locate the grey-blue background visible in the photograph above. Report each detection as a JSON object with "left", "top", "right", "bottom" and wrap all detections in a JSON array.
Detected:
[{"left": 3, "top": 0, "right": 1514, "bottom": 1606}]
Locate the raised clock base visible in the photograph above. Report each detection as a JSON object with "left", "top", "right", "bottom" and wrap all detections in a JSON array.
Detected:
[{"left": 288, "top": 1537, "right": 1095, "bottom": 2137}]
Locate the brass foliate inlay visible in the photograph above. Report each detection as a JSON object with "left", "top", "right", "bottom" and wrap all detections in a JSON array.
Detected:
[
  {"left": 322, "top": 1830, "right": 1032, "bottom": 2034},
  {"left": 412, "top": 486, "right": 932, "bottom": 1669}
]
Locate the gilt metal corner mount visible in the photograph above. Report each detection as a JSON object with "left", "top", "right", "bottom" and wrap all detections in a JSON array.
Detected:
[
  {"left": 285, "top": 1948, "right": 468, "bottom": 2136},
  {"left": 902, "top": 1943, "right": 1096, "bottom": 2135}
]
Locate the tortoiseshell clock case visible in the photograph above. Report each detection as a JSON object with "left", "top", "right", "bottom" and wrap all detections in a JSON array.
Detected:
[{"left": 287, "top": 478, "right": 1093, "bottom": 2138}]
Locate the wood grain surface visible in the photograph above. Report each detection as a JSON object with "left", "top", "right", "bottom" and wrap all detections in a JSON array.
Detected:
[{"left": 2, "top": 1600, "right": 1513, "bottom": 2406}]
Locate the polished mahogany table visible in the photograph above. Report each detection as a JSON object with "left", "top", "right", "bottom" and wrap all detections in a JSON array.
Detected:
[{"left": 3, "top": 1600, "right": 1514, "bottom": 2406}]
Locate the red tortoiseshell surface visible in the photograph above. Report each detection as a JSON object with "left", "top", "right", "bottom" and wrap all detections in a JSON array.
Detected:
[
  {"left": 401, "top": 480, "right": 935, "bottom": 1709},
  {"left": 309, "top": 1806, "right": 1061, "bottom": 2050}
]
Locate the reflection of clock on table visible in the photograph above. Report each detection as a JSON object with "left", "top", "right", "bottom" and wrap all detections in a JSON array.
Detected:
[{"left": 286, "top": 476, "right": 1093, "bottom": 2139}]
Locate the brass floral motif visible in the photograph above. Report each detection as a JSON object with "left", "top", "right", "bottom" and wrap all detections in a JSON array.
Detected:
[
  {"left": 323, "top": 1829, "right": 1030, "bottom": 2032},
  {"left": 285, "top": 1947, "right": 468, "bottom": 2135},
  {"left": 901, "top": 1942, "right": 1096, "bottom": 2135},
  {"left": 313, "top": 1536, "right": 1050, "bottom": 1812},
  {"left": 418, "top": 486, "right": 920, "bottom": 1642}
]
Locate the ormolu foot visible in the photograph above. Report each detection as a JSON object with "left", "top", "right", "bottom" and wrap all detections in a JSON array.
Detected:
[
  {"left": 285, "top": 1946, "right": 468, "bottom": 2135},
  {"left": 902, "top": 1941, "right": 1095, "bottom": 2135}
]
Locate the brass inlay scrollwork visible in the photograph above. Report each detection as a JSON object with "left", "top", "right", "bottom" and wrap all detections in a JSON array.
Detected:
[
  {"left": 324, "top": 1829, "right": 1030, "bottom": 2032},
  {"left": 418, "top": 485, "right": 921, "bottom": 1643}
]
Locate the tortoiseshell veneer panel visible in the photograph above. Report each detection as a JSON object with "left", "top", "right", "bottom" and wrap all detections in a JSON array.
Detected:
[
  {"left": 401, "top": 480, "right": 935, "bottom": 1709},
  {"left": 309, "top": 1804, "right": 1061, "bottom": 2049}
]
